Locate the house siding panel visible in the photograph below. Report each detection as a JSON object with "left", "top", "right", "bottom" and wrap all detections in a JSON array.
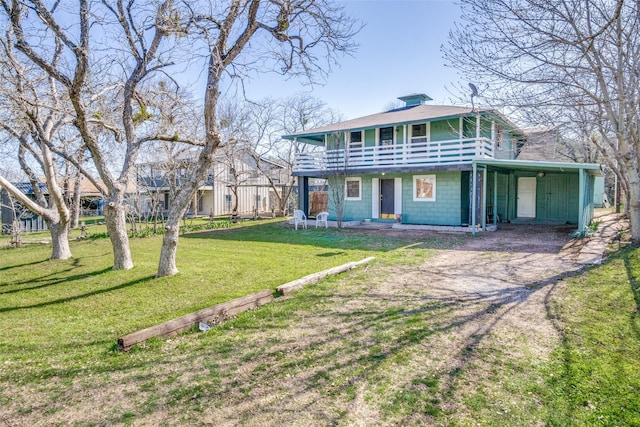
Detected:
[
  {"left": 329, "top": 176, "right": 373, "bottom": 221},
  {"left": 430, "top": 119, "right": 459, "bottom": 142},
  {"left": 364, "top": 129, "right": 376, "bottom": 148},
  {"left": 568, "top": 173, "right": 580, "bottom": 223},
  {"left": 402, "top": 171, "right": 462, "bottom": 226}
]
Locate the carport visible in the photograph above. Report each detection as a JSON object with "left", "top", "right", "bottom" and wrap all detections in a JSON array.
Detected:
[{"left": 471, "top": 159, "right": 602, "bottom": 234}]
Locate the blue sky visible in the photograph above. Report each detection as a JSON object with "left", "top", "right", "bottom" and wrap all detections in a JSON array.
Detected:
[{"left": 243, "top": 0, "right": 465, "bottom": 119}]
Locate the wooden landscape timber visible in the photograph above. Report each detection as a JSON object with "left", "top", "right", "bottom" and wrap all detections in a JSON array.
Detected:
[
  {"left": 276, "top": 256, "right": 376, "bottom": 295},
  {"left": 118, "top": 289, "right": 274, "bottom": 351},
  {"left": 117, "top": 257, "right": 376, "bottom": 351}
]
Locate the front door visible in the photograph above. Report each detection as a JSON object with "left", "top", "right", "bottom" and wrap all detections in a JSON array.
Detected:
[
  {"left": 517, "top": 177, "right": 536, "bottom": 218},
  {"left": 380, "top": 179, "right": 395, "bottom": 219}
]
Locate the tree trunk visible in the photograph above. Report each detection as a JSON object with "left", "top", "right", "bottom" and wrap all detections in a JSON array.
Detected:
[
  {"left": 156, "top": 208, "right": 184, "bottom": 277},
  {"left": 70, "top": 175, "right": 82, "bottom": 229},
  {"left": 628, "top": 186, "right": 640, "bottom": 244},
  {"left": 104, "top": 198, "right": 134, "bottom": 270},
  {"left": 47, "top": 220, "right": 72, "bottom": 260}
]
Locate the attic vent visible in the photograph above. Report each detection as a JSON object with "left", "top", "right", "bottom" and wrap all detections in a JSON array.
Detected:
[{"left": 398, "top": 93, "right": 432, "bottom": 107}]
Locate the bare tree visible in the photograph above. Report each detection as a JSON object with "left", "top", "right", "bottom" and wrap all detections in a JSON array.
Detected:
[
  {"left": 325, "top": 131, "right": 347, "bottom": 227},
  {"left": 0, "top": 28, "right": 76, "bottom": 259},
  {"left": 247, "top": 94, "right": 341, "bottom": 216},
  {"left": 156, "top": 0, "right": 359, "bottom": 277},
  {"left": 444, "top": 0, "right": 640, "bottom": 241},
  {"left": 1, "top": 0, "right": 192, "bottom": 269}
]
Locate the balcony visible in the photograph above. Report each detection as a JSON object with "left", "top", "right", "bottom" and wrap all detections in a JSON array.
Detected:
[{"left": 294, "top": 137, "right": 495, "bottom": 174}]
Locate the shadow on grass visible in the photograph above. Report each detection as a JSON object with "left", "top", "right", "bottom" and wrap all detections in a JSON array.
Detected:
[
  {"left": 182, "top": 220, "right": 463, "bottom": 252},
  {"left": 103, "top": 253, "right": 583, "bottom": 426},
  {"left": 0, "top": 273, "right": 155, "bottom": 313},
  {"left": 543, "top": 246, "right": 640, "bottom": 425},
  {"left": 0, "top": 257, "right": 51, "bottom": 274},
  {"left": 1, "top": 222, "right": 594, "bottom": 425},
  {"left": 184, "top": 220, "right": 583, "bottom": 259},
  {"left": 0, "top": 252, "right": 113, "bottom": 292}
]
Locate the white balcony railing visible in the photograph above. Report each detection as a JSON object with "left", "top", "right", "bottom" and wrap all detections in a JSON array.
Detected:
[{"left": 294, "top": 137, "right": 495, "bottom": 173}]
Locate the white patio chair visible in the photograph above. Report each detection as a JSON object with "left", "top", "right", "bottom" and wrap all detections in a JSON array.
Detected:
[
  {"left": 293, "top": 210, "right": 307, "bottom": 230},
  {"left": 315, "top": 211, "right": 329, "bottom": 228}
]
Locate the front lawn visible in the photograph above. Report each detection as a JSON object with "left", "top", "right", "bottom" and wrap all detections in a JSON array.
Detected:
[{"left": 0, "top": 220, "right": 447, "bottom": 381}]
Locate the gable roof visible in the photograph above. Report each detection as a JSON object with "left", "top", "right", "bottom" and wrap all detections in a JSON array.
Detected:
[
  {"left": 517, "top": 127, "right": 560, "bottom": 162},
  {"left": 282, "top": 104, "right": 520, "bottom": 143}
]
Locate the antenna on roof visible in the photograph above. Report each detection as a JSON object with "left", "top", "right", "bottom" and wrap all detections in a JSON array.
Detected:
[{"left": 469, "top": 83, "right": 478, "bottom": 112}]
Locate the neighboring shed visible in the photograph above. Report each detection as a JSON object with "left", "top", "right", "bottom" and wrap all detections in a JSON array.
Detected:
[{"left": 1, "top": 182, "right": 49, "bottom": 233}]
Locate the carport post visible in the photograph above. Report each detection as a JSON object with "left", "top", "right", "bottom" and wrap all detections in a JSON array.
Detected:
[
  {"left": 578, "top": 168, "right": 585, "bottom": 232},
  {"left": 472, "top": 162, "right": 477, "bottom": 235},
  {"left": 493, "top": 171, "right": 498, "bottom": 225},
  {"left": 298, "top": 176, "right": 309, "bottom": 215}
]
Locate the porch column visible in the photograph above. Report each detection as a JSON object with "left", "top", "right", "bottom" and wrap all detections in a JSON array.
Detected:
[
  {"left": 493, "top": 171, "right": 498, "bottom": 225},
  {"left": 459, "top": 117, "right": 464, "bottom": 155},
  {"left": 472, "top": 162, "right": 477, "bottom": 235},
  {"left": 298, "top": 176, "right": 309, "bottom": 215},
  {"left": 578, "top": 168, "right": 585, "bottom": 232},
  {"left": 482, "top": 166, "right": 487, "bottom": 230},
  {"left": 476, "top": 113, "right": 481, "bottom": 156}
]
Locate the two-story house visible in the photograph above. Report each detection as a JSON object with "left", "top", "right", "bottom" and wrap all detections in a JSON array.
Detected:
[
  {"left": 135, "top": 150, "right": 289, "bottom": 219},
  {"left": 284, "top": 93, "right": 601, "bottom": 232}
]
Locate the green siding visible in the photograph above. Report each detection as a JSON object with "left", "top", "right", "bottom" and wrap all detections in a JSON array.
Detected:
[
  {"left": 487, "top": 171, "right": 510, "bottom": 223},
  {"left": 430, "top": 119, "right": 459, "bottom": 141},
  {"left": 395, "top": 126, "right": 404, "bottom": 145},
  {"left": 462, "top": 117, "right": 476, "bottom": 138},
  {"left": 326, "top": 172, "right": 462, "bottom": 225},
  {"left": 364, "top": 129, "right": 376, "bottom": 147},
  {"left": 402, "top": 171, "right": 462, "bottom": 226},
  {"left": 495, "top": 171, "right": 581, "bottom": 224},
  {"left": 328, "top": 176, "right": 372, "bottom": 221},
  {"left": 568, "top": 173, "right": 580, "bottom": 223},
  {"left": 480, "top": 118, "right": 493, "bottom": 139}
]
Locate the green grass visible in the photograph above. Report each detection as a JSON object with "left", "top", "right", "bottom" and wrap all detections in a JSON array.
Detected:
[
  {"left": 448, "top": 245, "right": 640, "bottom": 426},
  {"left": 0, "top": 220, "right": 445, "bottom": 381},
  {"left": 540, "top": 247, "right": 640, "bottom": 426}
]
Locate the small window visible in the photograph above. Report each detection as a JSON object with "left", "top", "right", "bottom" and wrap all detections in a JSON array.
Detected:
[
  {"left": 411, "top": 123, "right": 428, "bottom": 143},
  {"left": 379, "top": 127, "right": 394, "bottom": 148},
  {"left": 345, "top": 177, "right": 362, "bottom": 201},
  {"left": 349, "top": 130, "right": 362, "bottom": 152},
  {"left": 350, "top": 131, "right": 362, "bottom": 145},
  {"left": 496, "top": 125, "right": 503, "bottom": 150},
  {"left": 413, "top": 175, "right": 436, "bottom": 201}
]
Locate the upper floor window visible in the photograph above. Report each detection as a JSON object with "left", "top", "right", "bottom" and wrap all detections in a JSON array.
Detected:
[
  {"left": 379, "top": 127, "right": 394, "bottom": 148},
  {"left": 411, "top": 123, "right": 428, "bottom": 144},
  {"left": 349, "top": 131, "right": 363, "bottom": 154}
]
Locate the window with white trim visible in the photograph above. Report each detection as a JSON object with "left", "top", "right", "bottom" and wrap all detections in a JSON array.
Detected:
[
  {"left": 379, "top": 126, "right": 394, "bottom": 149},
  {"left": 349, "top": 131, "right": 363, "bottom": 151},
  {"left": 413, "top": 175, "right": 436, "bottom": 201},
  {"left": 349, "top": 130, "right": 364, "bottom": 162},
  {"left": 345, "top": 177, "right": 362, "bottom": 201},
  {"left": 410, "top": 123, "right": 428, "bottom": 156},
  {"left": 411, "top": 123, "right": 428, "bottom": 144}
]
